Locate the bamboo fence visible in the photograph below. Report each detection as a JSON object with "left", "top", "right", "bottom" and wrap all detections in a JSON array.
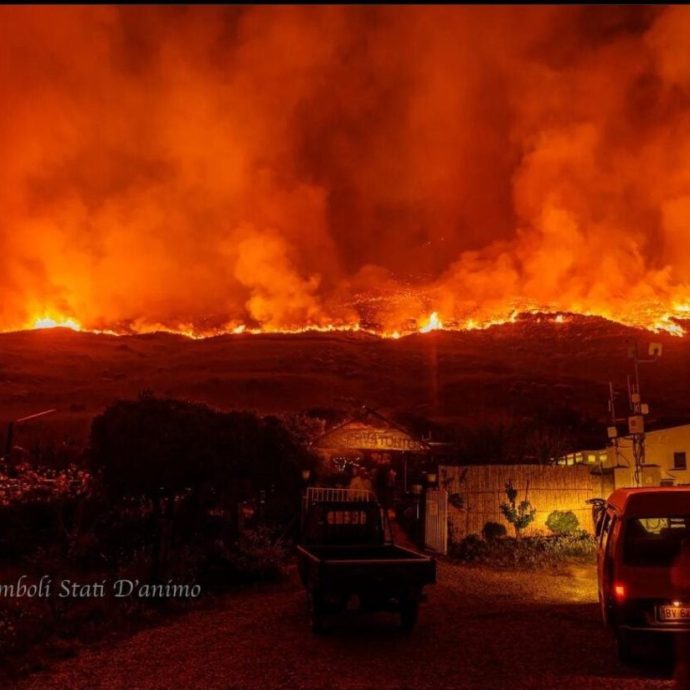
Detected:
[{"left": 439, "top": 464, "right": 606, "bottom": 541}]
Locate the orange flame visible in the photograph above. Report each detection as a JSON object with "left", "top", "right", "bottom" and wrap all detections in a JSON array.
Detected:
[
  {"left": 30, "top": 315, "right": 83, "bottom": 332},
  {"left": 419, "top": 312, "right": 443, "bottom": 333}
]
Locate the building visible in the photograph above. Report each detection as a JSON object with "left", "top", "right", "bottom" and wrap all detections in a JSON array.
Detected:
[
  {"left": 605, "top": 423, "right": 690, "bottom": 487},
  {"left": 557, "top": 448, "right": 609, "bottom": 468},
  {"left": 310, "top": 407, "right": 434, "bottom": 491},
  {"left": 557, "top": 423, "right": 690, "bottom": 489}
]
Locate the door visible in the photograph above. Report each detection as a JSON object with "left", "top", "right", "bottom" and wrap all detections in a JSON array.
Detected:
[
  {"left": 424, "top": 489, "right": 448, "bottom": 555},
  {"left": 598, "top": 510, "right": 617, "bottom": 625}
]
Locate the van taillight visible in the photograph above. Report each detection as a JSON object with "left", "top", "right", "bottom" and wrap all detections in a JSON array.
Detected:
[{"left": 613, "top": 583, "right": 626, "bottom": 602}]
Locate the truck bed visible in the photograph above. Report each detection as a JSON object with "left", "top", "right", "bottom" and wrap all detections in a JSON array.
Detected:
[
  {"left": 302, "top": 545, "right": 431, "bottom": 561},
  {"left": 297, "top": 543, "right": 436, "bottom": 594}
]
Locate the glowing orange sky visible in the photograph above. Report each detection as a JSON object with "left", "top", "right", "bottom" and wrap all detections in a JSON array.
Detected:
[{"left": 3, "top": 6, "right": 690, "bottom": 336}]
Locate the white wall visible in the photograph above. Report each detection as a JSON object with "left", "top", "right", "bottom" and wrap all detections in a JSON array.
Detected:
[{"left": 606, "top": 424, "right": 690, "bottom": 486}]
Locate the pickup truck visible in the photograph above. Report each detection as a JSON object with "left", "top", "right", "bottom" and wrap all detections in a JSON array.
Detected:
[{"left": 297, "top": 487, "right": 436, "bottom": 633}]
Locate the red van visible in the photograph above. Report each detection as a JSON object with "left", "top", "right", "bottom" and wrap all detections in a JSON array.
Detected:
[{"left": 597, "top": 487, "right": 690, "bottom": 662}]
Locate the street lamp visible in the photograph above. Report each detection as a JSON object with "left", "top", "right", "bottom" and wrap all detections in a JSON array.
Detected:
[{"left": 2, "top": 409, "right": 57, "bottom": 465}]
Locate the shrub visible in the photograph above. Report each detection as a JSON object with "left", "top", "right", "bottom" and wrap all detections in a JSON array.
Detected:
[
  {"left": 499, "top": 481, "right": 536, "bottom": 537},
  {"left": 200, "top": 527, "right": 290, "bottom": 586},
  {"left": 450, "top": 531, "right": 597, "bottom": 570},
  {"left": 546, "top": 510, "right": 580, "bottom": 535},
  {"left": 545, "top": 530, "right": 597, "bottom": 559},
  {"left": 450, "top": 534, "right": 489, "bottom": 562},
  {"left": 482, "top": 521, "right": 507, "bottom": 540}
]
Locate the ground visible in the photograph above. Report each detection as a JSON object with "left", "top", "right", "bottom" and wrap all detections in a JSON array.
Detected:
[{"left": 13, "top": 561, "right": 674, "bottom": 690}]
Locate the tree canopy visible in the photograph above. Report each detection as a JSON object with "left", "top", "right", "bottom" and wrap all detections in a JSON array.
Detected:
[{"left": 90, "top": 394, "right": 315, "bottom": 505}]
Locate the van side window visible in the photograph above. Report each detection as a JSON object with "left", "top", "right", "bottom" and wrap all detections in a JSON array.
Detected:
[
  {"left": 596, "top": 510, "right": 609, "bottom": 540},
  {"left": 604, "top": 516, "right": 617, "bottom": 559},
  {"left": 598, "top": 511, "right": 612, "bottom": 544}
]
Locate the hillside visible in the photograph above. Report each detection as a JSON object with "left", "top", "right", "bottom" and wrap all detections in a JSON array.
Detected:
[{"left": 2, "top": 314, "right": 690, "bottom": 444}]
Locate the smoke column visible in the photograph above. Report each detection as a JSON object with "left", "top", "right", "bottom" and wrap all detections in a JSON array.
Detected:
[{"left": 2, "top": 6, "right": 690, "bottom": 334}]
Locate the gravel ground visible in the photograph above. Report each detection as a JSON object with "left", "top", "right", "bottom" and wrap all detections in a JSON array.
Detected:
[{"left": 13, "top": 561, "right": 674, "bottom": 690}]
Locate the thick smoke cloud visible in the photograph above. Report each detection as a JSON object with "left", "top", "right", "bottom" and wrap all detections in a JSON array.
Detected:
[{"left": 1, "top": 6, "right": 689, "bottom": 333}]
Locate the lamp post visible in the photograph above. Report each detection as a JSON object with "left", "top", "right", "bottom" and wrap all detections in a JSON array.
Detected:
[
  {"left": 299, "top": 469, "right": 312, "bottom": 533},
  {"left": 3, "top": 409, "right": 56, "bottom": 467}
]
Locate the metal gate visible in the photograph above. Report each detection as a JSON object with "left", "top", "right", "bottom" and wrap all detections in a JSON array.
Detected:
[{"left": 424, "top": 489, "right": 448, "bottom": 555}]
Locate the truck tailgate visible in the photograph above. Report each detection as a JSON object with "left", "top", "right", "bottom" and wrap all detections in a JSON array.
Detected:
[{"left": 298, "top": 545, "right": 436, "bottom": 591}]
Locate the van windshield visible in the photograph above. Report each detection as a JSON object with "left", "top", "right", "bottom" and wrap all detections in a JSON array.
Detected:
[{"left": 623, "top": 516, "right": 690, "bottom": 567}]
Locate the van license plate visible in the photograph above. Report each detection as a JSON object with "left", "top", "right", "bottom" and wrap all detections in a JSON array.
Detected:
[{"left": 659, "top": 605, "right": 690, "bottom": 621}]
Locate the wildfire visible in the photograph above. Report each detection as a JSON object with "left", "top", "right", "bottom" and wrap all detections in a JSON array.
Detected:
[
  {"left": 30, "top": 316, "right": 82, "bottom": 332},
  {"left": 5, "top": 8, "right": 690, "bottom": 343},
  {"left": 13, "top": 305, "right": 688, "bottom": 340},
  {"left": 419, "top": 312, "right": 443, "bottom": 333}
]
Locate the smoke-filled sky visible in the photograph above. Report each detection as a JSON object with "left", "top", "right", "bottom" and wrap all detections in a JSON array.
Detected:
[{"left": 4, "top": 5, "right": 690, "bottom": 334}]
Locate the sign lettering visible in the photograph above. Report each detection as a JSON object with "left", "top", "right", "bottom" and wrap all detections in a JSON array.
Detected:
[{"left": 315, "top": 426, "right": 426, "bottom": 452}]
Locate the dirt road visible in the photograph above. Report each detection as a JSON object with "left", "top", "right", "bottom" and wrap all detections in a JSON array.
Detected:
[{"left": 14, "top": 561, "right": 673, "bottom": 690}]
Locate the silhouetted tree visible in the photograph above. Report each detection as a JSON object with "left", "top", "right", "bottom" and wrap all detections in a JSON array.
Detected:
[
  {"left": 91, "top": 394, "right": 314, "bottom": 503},
  {"left": 89, "top": 394, "right": 316, "bottom": 577}
]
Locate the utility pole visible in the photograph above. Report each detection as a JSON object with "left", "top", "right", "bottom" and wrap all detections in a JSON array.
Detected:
[
  {"left": 607, "top": 381, "right": 621, "bottom": 469},
  {"left": 625, "top": 340, "right": 662, "bottom": 486}
]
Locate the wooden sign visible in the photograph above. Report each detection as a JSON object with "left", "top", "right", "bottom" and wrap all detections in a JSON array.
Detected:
[{"left": 315, "top": 425, "right": 426, "bottom": 452}]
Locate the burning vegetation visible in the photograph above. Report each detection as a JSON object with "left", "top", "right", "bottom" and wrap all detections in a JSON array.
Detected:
[{"left": 4, "top": 7, "right": 690, "bottom": 338}]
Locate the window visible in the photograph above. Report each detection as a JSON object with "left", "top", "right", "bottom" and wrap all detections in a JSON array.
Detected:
[
  {"left": 623, "top": 515, "right": 690, "bottom": 566},
  {"left": 674, "top": 452, "right": 687, "bottom": 470},
  {"left": 597, "top": 511, "right": 611, "bottom": 543},
  {"left": 605, "top": 516, "right": 617, "bottom": 560}
]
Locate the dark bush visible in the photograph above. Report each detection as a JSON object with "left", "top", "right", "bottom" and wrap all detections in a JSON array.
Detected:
[
  {"left": 546, "top": 530, "right": 597, "bottom": 559},
  {"left": 482, "top": 521, "right": 507, "bottom": 540},
  {"left": 545, "top": 510, "right": 580, "bottom": 535},
  {"left": 450, "top": 534, "right": 489, "bottom": 562},
  {"left": 450, "top": 531, "right": 597, "bottom": 570}
]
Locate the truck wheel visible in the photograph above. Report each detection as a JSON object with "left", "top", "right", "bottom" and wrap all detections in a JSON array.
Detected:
[
  {"left": 400, "top": 597, "right": 419, "bottom": 632},
  {"left": 599, "top": 591, "right": 613, "bottom": 628},
  {"left": 308, "top": 590, "right": 326, "bottom": 634},
  {"left": 359, "top": 594, "right": 379, "bottom": 612},
  {"left": 616, "top": 630, "right": 634, "bottom": 665},
  {"left": 598, "top": 590, "right": 607, "bottom": 626}
]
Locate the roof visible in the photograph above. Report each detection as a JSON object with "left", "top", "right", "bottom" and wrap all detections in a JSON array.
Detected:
[
  {"left": 607, "top": 486, "right": 690, "bottom": 516},
  {"left": 311, "top": 406, "right": 430, "bottom": 453},
  {"left": 644, "top": 421, "right": 690, "bottom": 434}
]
